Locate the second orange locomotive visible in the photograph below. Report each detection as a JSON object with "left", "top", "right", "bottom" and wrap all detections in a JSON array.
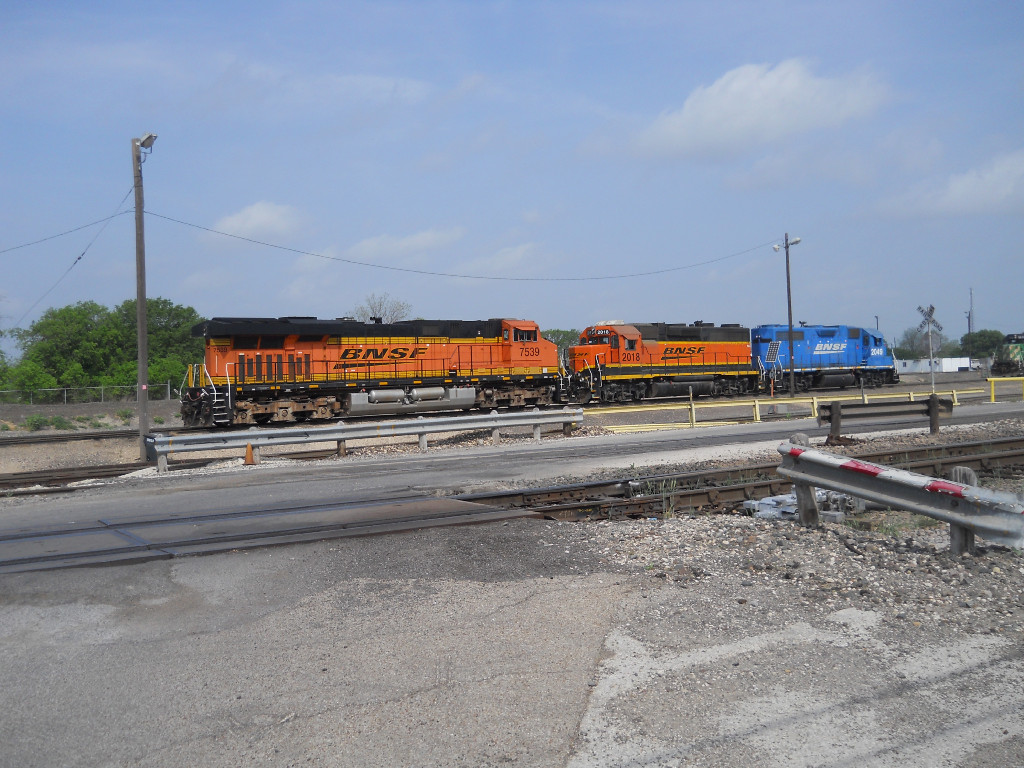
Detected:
[{"left": 565, "top": 321, "right": 762, "bottom": 402}]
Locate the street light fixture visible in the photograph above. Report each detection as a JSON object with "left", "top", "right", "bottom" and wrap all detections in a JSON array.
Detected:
[
  {"left": 773, "top": 233, "right": 801, "bottom": 397},
  {"left": 132, "top": 133, "right": 157, "bottom": 461}
]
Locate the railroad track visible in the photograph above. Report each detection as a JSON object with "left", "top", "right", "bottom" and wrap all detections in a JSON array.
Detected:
[
  {"left": 460, "top": 436, "right": 1024, "bottom": 521},
  {"left": 0, "top": 459, "right": 213, "bottom": 492},
  {"left": 2, "top": 437, "right": 1023, "bottom": 573}
]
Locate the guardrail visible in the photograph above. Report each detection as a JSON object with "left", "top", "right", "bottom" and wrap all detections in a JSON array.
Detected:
[
  {"left": 988, "top": 376, "right": 1024, "bottom": 402},
  {"left": 594, "top": 387, "right": 978, "bottom": 432},
  {"left": 776, "top": 438, "right": 1024, "bottom": 555},
  {"left": 816, "top": 394, "right": 953, "bottom": 438},
  {"left": 145, "top": 407, "right": 584, "bottom": 473}
]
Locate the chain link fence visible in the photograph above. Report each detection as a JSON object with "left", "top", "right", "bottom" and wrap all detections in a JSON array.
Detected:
[{"left": 0, "top": 381, "right": 175, "bottom": 405}]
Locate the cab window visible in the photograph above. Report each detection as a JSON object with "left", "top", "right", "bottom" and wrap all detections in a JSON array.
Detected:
[
  {"left": 513, "top": 328, "right": 537, "bottom": 342},
  {"left": 626, "top": 339, "right": 636, "bottom": 351}
]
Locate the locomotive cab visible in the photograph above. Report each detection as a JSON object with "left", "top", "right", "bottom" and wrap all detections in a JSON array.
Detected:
[{"left": 568, "top": 323, "right": 643, "bottom": 369}]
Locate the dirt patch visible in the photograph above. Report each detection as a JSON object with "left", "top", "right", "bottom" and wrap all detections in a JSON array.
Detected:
[{"left": 0, "top": 400, "right": 182, "bottom": 433}]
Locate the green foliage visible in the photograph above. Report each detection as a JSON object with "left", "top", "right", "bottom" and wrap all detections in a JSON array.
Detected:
[
  {"left": 50, "top": 416, "right": 76, "bottom": 430},
  {"left": 7, "top": 360, "right": 58, "bottom": 392},
  {"left": 152, "top": 416, "right": 165, "bottom": 425},
  {"left": 111, "top": 298, "right": 205, "bottom": 364},
  {"left": 542, "top": 329, "right": 582, "bottom": 367},
  {"left": 116, "top": 408, "right": 134, "bottom": 424},
  {"left": 147, "top": 357, "right": 187, "bottom": 390},
  {"left": 23, "top": 414, "right": 50, "bottom": 431},
  {"left": 0, "top": 423, "right": 10, "bottom": 432},
  {"left": 9, "top": 298, "right": 205, "bottom": 390},
  {"left": 961, "top": 329, "right": 1005, "bottom": 359}
]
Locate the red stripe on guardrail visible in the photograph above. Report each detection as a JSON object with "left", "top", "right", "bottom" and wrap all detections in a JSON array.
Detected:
[
  {"left": 840, "top": 459, "right": 884, "bottom": 477},
  {"left": 923, "top": 480, "right": 966, "bottom": 498}
]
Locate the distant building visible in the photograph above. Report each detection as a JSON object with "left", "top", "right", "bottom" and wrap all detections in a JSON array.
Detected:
[{"left": 896, "top": 358, "right": 979, "bottom": 374}]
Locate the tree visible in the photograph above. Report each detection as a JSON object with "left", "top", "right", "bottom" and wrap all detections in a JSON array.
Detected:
[
  {"left": 110, "top": 298, "right": 205, "bottom": 365},
  {"left": 12, "top": 301, "right": 119, "bottom": 384},
  {"left": 894, "top": 326, "right": 955, "bottom": 359},
  {"left": 542, "top": 329, "right": 582, "bottom": 356},
  {"left": 6, "top": 360, "right": 57, "bottom": 392},
  {"left": 351, "top": 292, "right": 412, "bottom": 324},
  {"left": 961, "top": 329, "right": 1005, "bottom": 359},
  {"left": 11, "top": 298, "right": 205, "bottom": 387}
]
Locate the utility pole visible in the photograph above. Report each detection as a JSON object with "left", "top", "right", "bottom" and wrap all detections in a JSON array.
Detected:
[
  {"left": 774, "top": 233, "right": 802, "bottom": 397},
  {"left": 966, "top": 287, "right": 975, "bottom": 358},
  {"left": 132, "top": 133, "right": 157, "bottom": 462}
]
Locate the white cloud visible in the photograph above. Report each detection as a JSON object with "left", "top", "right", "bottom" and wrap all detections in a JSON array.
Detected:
[
  {"left": 637, "top": 59, "right": 888, "bottom": 158},
  {"left": 214, "top": 201, "right": 304, "bottom": 240},
  {"left": 347, "top": 227, "right": 465, "bottom": 262},
  {"left": 885, "top": 150, "right": 1024, "bottom": 216}
]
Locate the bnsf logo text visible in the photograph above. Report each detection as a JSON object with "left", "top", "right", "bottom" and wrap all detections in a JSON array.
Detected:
[
  {"left": 813, "top": 343, "right": 847, "bottom": 354},
  {"left": 337, "top": 347, "right": 428, "bottom": 361},
  {"left": 662, "top": 346, "right": 706, "bottom": 356}
]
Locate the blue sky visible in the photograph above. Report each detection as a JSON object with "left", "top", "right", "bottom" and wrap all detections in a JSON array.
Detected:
[{"left": 2, "top": 1, "right": 1022, "bottom": 357}]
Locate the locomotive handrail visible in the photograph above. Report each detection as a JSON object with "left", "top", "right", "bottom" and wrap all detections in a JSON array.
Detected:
[{"left": 146, "top": 407, "right": 584, "bottom": 473}]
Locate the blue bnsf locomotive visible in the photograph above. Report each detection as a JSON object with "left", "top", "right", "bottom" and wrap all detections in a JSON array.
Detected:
[{"left": 750, "top": 324, "right": 899, "bottom": 392}]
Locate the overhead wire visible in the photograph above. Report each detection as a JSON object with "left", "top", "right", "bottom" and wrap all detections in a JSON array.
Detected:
[
  {"left": 9, "top": 187, "right": 135, "bottom": 329},
  {"left": 146, "top": 210, "right": 778, "bottom": 281},
  {"left": 4, "top": 201, "right": 781, "bottom": 332}
]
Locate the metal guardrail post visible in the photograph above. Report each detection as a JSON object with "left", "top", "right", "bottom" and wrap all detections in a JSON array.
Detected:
[
  {"left": 928, "top": 393, "right": 940, "bottom": 435},
  {"left": 829, "top": 401, "right": 842, "bottom": 443},
  {"left": 790, "top": 433, "right": 819, "bottom": 527},
  {"left": 777, "top": 439, "right": 1024, "bottom": 553}
]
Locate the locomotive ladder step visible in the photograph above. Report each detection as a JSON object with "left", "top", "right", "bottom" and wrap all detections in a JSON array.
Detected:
[{"left": 209, "top": 388, "right": 232, "bottom": 425}]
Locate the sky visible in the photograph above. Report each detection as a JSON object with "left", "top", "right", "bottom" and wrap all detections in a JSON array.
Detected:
[{"left": 2, "top": 1, "right": 1022, "bottom": 358}]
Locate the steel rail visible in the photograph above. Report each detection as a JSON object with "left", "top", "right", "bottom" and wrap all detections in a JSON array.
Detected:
[
  {"left": 2, "top": 439, "right": 1023, "bottom": 571},
  {"left": 0, "top": 496, "right": 540, "bottom": 573},
  {"left": 460, "top": 437, "right": 1024, "bottom": 520}
]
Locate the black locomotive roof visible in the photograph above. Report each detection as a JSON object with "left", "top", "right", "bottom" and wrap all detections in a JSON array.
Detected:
[
  {"left": 192, "top": 317, "right": 512, "bottom": 339},
  {"left": 629, "top": 322, "right": 750, "bottom": 343}
]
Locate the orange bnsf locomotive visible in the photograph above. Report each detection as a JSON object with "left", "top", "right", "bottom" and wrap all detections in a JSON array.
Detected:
[
  {"left": 565, "top": 321, "right": 763, "bottom": 403},
  {"left": 180, "top": 316, "right": 560, "bottom": 426}
]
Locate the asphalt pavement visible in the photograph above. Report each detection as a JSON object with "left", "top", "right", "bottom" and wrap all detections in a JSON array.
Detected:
[{"left": 2, "top": 399, "right": 1023, "bottom": 766}]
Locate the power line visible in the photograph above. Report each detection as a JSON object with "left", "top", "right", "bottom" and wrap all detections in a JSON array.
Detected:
[
  {"left": 11, "top": 188, "right": 135, "bottom": 329},
  {"left": 0, "top": 208, "right": 132, "bottom": 255},
  {"left": 146, "top": 210, "right": 778, "bottom": 282}
]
